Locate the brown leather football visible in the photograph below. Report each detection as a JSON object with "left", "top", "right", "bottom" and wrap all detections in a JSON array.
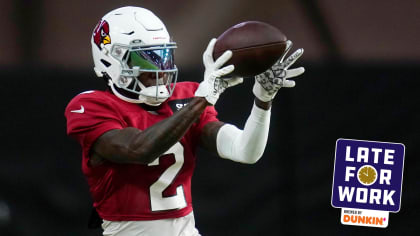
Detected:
[{"left": 213, "top": 21, "right": 287, "bottom": 77}]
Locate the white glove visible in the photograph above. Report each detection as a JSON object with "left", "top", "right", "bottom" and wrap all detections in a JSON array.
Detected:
[
  {"left": 195, "top": 38, "right": 243, "bottom": 105},
  {"left": 253, "top": 40, "right": 305, "bottom": 102}
]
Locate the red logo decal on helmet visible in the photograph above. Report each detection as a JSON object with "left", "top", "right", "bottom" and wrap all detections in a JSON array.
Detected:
[{"left": 93, "top": 20, "right": 111, "bottom": 49}]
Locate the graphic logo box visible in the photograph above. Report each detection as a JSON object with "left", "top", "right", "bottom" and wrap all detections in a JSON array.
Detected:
[{"left": 331, "top": 138, "right": 405, "bottom": 212}]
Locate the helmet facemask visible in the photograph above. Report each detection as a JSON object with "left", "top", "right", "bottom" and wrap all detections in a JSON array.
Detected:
[{"left": 109, "top": 40, "right": 178, "bottom": 106}]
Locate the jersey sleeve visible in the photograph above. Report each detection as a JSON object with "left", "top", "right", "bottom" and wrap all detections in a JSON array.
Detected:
[{"left": 65, "top": 94, "right": 124, "bottom": 157}]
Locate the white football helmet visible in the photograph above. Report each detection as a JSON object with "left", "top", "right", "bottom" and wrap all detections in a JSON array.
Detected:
[{"left": 92, "top": 6, "right": 178, "bottom": 105}]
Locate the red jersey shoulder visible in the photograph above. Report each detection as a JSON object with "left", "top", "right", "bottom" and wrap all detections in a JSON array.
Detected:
[
  {"left": 65, "top": 90, "right": 121, "bottom": 114},
  {"left": 65, "top": 90, "right": 125, "bottom": 137},
  {"left": 67, "top": 90, "right": 109, "bottom": 107}
]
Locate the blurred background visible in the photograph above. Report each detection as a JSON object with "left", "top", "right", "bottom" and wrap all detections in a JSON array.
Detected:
[{"left": 0, "top": 0, "right": 419, "bottom": 235}]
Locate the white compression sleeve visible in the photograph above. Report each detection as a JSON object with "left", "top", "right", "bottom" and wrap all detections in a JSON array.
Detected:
[{"left": 216, "top": 102, "right": 271, "bottom": 164}]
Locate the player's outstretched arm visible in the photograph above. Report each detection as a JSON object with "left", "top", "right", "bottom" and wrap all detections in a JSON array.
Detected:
[
  {"left": 91, "top": 97, "right": 209, "bottom": 165},
  {"left": 200, "top": 41, "right": 305, "bottom": 164},
  {"left": 200, "top": 100, "right": 272, "bottom": 164}
]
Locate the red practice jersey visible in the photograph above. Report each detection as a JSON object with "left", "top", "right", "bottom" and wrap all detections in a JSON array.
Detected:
[{"left": 65, "top": 82, "right": 218, "bottom": 221}]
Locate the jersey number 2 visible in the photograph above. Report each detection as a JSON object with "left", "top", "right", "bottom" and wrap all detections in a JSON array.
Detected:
[{"left": 148, "top": 142, "right": 187, "bottom": 211}]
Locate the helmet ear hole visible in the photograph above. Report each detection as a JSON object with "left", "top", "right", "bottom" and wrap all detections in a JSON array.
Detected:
[{"left": 100, "top": 59, "right": 111, "bottom": 67}]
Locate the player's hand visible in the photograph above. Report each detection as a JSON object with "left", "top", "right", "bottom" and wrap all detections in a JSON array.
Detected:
[
  {"left": 195, "top": 38, "right": 243, "bottom": 105},
  {"left": 253, "top": 40, "right": 305, "bottom": 102}
]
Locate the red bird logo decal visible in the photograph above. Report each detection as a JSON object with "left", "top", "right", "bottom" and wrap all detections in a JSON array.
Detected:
[{"left": 93, "top": 20, "right": 111, "bottom": 49}]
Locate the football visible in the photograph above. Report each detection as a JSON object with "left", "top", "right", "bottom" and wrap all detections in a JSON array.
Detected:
[{"left": 213, "top": 21, "right": 287, "bottom": 78}]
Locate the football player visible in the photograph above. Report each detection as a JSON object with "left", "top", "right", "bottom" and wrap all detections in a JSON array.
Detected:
[{"left": 65, "top": 6, "right": 304, "bottom": 236}]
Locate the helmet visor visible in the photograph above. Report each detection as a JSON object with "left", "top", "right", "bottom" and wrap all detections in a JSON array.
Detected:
[{"left": 128, "top": 48, "right": 175, "bottom": 71}]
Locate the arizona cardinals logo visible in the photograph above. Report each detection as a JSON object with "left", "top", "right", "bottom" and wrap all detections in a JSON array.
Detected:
[{"left": 93, "top": 20, "right": 111, "bottom": 49}]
